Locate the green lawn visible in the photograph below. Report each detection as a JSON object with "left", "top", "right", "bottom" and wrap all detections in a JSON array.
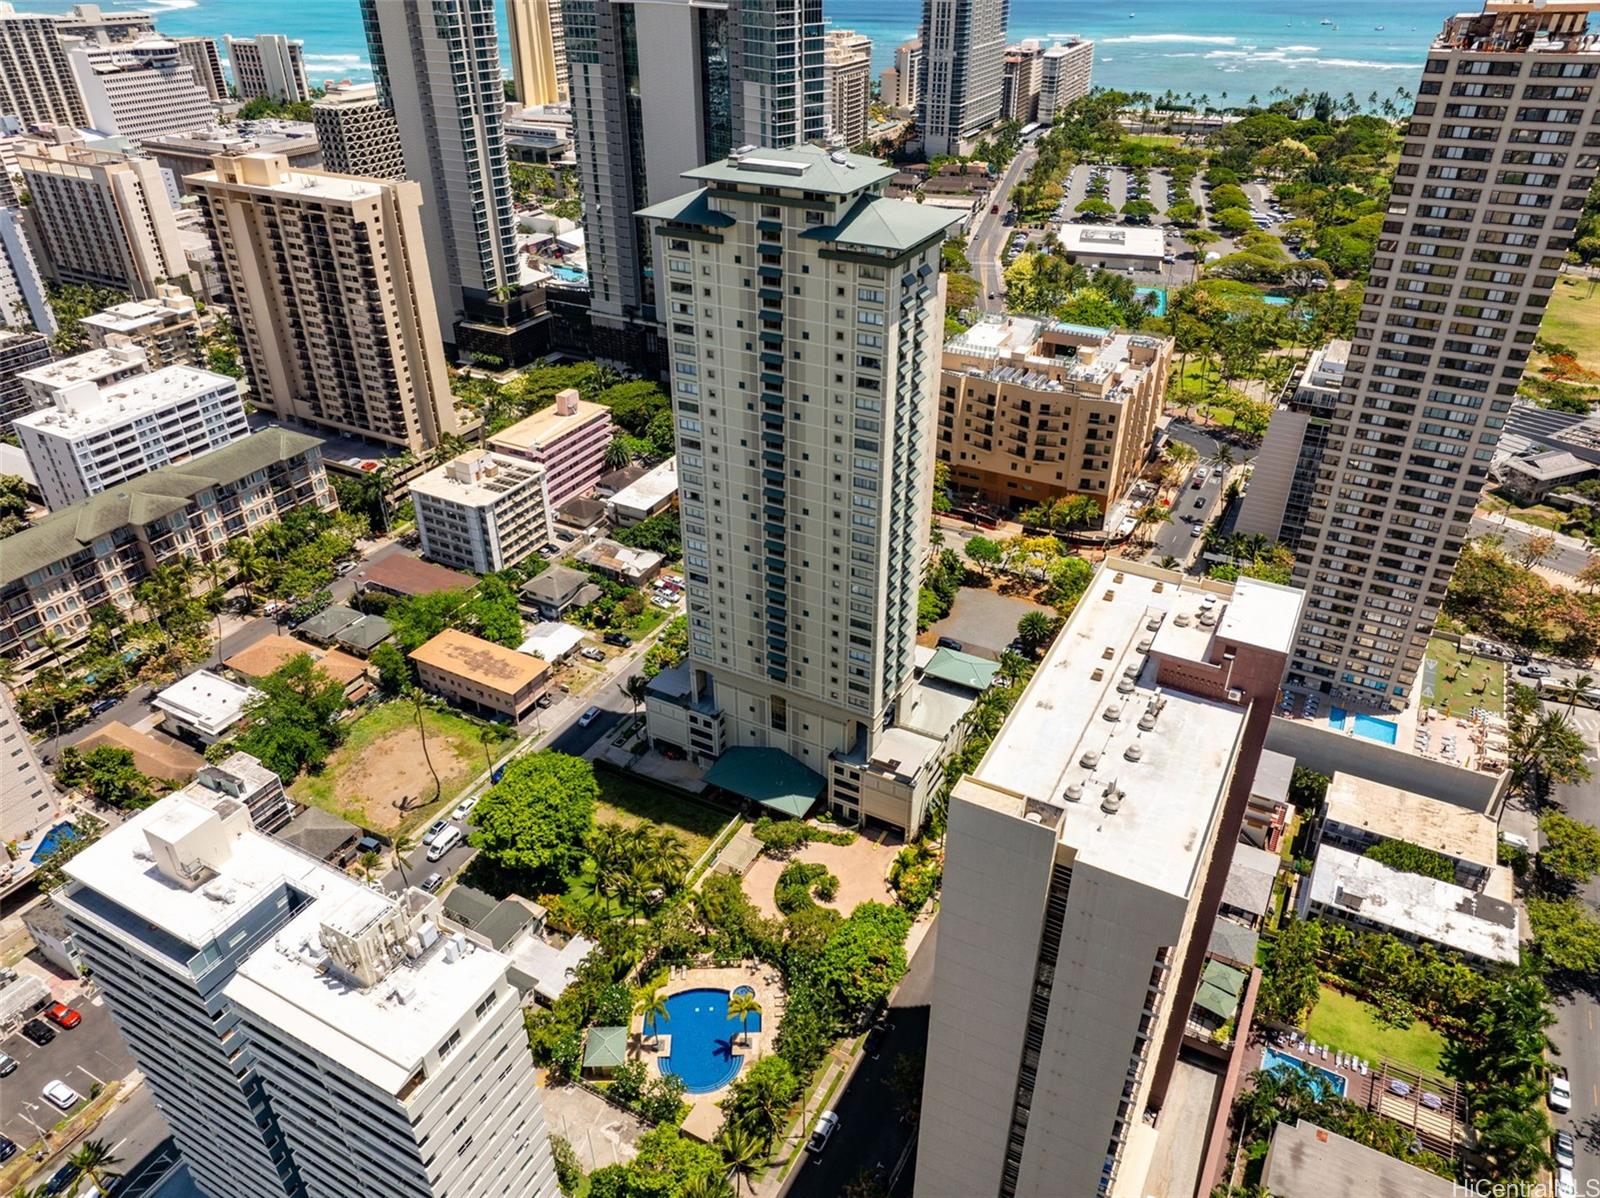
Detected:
[
  {"left": 1535, "top": 275, "right": 1600, "bottom": 373},
  {"left": 1423, "top": 637, "right": 1505, "bottom": 718},
  {"left": 592, "top": 766, "right": 732, "bottom": 860},
  {"left": 1479, "top": 491, "right": 1568, "bottom": 533},
  {"left": 1303, "top": 986, "right": 1447, "bottom": 1075}
]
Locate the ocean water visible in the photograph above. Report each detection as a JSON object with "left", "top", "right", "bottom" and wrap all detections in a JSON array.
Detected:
[{"left": 28, "top": 0, "right": 1467, "bottom": 110}]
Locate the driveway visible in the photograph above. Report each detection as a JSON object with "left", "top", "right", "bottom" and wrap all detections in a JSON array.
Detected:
[{"left": 744, "top": 835, "right": 900, "bottom": 921}]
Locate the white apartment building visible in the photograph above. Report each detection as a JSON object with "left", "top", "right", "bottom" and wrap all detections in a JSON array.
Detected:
[
  {"left": 488, "top": 388, "right": 612, "bottom": 509},
  {"left": 1001, "top": 41, "right": 1044, "bottom": 124},
  {"left": 224, "top": 34, "right": 310, "bottom": 103},
  {"left": 638, "top": 145, "right": 960, "bottom": 795},
  {"left": 67, "top": 37, "right": 217, "bottom": 140},
  {"left": 56, "top": 788, "right": 560, "bottom": 1198},
  {"left": 17, "top": 142, "right": 189, "bottom": 300},
  {"left": 1037, "top": 37, "right": 1093, "bottom": 123},
  {"left": 411, "top": 450, "right": 554, "bottom": 575},
  {"left": 0, "top": 3, "right": 90, "bottom": 128},
  {"left": 918, "top": 561, "right": 1302, "bottom": 1198},
  {"left": 0, "top": 682, "right": 55, "bottom": 848},
  {"left": 0, "top": 205, "right": 55, "bottom": 334},
  {"left": 81, "top": 283, "right": 209, "bottom": 366},
  {"left": 311, "top": 82, "right": 405, "bottom": 181},
  {"left": 191, "top": 153, "right": 458, "bottom": 454},
  {"left": 0, "top": 328, "right": 52, "bottom": 434},
  {"left": 16, "top": 358, "right": 247, "bottom": 509},
  {"left": 824, "top": 30, "right": 873, "bottom": 147},
  {"left": 1289, "top": 0, "right": 1600, "bottom": 707},
  {"left": 920, "top": 0, "right": 1008, "bottom": 155}
]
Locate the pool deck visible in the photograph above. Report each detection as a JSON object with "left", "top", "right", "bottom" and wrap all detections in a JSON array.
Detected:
[
  {"left": 633, "top": 961, "right": 788, "bottom": 1142},
  {"left": 1275, "top": 685, "right": 1503, "bottom": 774}
]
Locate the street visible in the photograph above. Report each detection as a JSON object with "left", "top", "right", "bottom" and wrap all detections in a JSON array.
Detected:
[
  {"left": 970, "top": 146, "right": 1037, "bottom": 313},
  {"left": 784, "top": 917, "right": 936, "bottom": 1198},
  {"left": 1470, "top": 513, "right": 1593, "bottom": 578},
  {"left": 1148, "top": 421, "right": 1257, "bottom": 570}
]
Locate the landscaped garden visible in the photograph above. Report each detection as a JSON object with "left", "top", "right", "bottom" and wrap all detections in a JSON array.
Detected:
[
  {"left": 1303, "top": 985, "right": 1446, "bottom": 1075},
  {"left": 1422, "top": 637, "right": 1504, "bottom": 718}
]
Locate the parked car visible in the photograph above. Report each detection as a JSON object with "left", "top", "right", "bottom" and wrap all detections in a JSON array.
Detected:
[
  {"left": 0, "top": 1135, "right": 15, "bottom": 1163},
  {"left": 806, "top": 1110, "right": 839, "bottom": 1155},
  {"left": 535, "top": 693, "right": 554, "bottom": 709},
  {"left": 42, "top": 1163, "right": 79, "bottom": 1196},
  {"left": 580, "top": 645, "right": 606, "bottom": 662},
  {"left": 336, "top": 560, "right": 358, "bottom": 576},
  {"left": 936, "top": 636, "right": 963, "bottom": 651},
  {"left": 88, "top": 697, "right": 117, "bottom": 717},
  {"left": 1193, "top": 497, "right": 1205, "bottom": 508},
  {"left": 0, "top": 1051, "right": 15, "bottom": 1077},
  {"left": 422, "top": 872, "right": 444, "bottom": 893},
  {"left": 41, "top": 1079, "right": 80, "bottom": 1111},
  {"left": 1555, "top": 1167, "right": 1576, "bottom": 1198},
  {"left": 21, "top": 1018, "right": 55, "bottom": 1046},
  {"left": 578, "top": 706, "right": 602, "bottom": 728},
  {"left": 538, "top": 544, "right": 558, "bottom": 556},
  {"left": 651, "top": 593, "right": 677, "bottom": 609},
  {"left": 1518, "top": 663, "right": 1551, "bottom": 679},
  {"left": 603, "top": 632, "right": 631, "bottom": 648},
  {"left": 426, "top": 826, "right": 463, "bottom": 862},
  {"left": 1190, "top": 526, "right": 1203, "bottom": 538},
  {"left": 45, "top": 1002, "right": 81, "bottom": 1029},
  {"left": 1553, "top": 1129, "right": 1575, "bottom": 1169},
  {"left": 863, "top": 1020, "right": 894, "bottom": 1059},
  {"left": 1500, "top": 831, "right": 1531, "bottom": 852},
  {"left": 1549, "top": 1070, "right": 1572, "bottom": 1113},
  {"left": 451, "top": 795, "right": 478, "bottom": 821},
  {"left": 422, "top": 818, "right": 450, "bottom": 846}
]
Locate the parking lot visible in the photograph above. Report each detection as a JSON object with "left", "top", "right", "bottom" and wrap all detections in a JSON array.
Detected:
[{"left": 2, "top": 992, "right": 136, "bottom": 1152}]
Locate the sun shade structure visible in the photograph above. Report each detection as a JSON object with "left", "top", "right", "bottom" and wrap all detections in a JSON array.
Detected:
[
  {"left": 582, "top": 1025, "right": 628, "bottom": 1070},
  {"left": 702, "top": 747, "right": 826, "bottom": 817}
]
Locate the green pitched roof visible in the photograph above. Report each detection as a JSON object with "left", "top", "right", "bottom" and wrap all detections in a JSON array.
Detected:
[
  {"left": 583, "top": 1026, "right": 629, "bottom": 1069},
  {"left": 683, "top": 145, "right": 896, "bottom": 195},
  {"left": 335, "top": 614, "right": 393, "bottom": 652},
  {"left": 296, "top": 604, "right": 362, "bottom": 641},
  {"left": 0, "top": 428, "right": 323, "bottom": 587},
  {"left": 800, "top": 195, "right": 964, "bottom": 255},
  {"left": 923, "top": 647, "right": 999, "bottom": 692},
  {"left": 703, "top": 747, "right": 825, "bottom": 818},
  {"left": 1194, "top": 959, "right": 1248, "bottom": 1022},
  {"left": 635, "top": 187, "right": 736, "bottom": 227}
]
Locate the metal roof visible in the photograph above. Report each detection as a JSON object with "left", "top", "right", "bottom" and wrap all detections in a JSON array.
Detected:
[
  {"left": 703, "top": 747, "right": 825, "bottom": 818},
  {"left": 800, "top": 194, "right": 964, "bottom": 254},
  {"left": 683, "top": 144, "right": 897, "bottom": 194}
]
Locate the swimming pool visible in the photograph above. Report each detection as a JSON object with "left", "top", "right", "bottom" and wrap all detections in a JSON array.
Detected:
[
  {"left": 1135, "top": 286, "right": 1167, "bottom": 317},
  {"left": 548, "top": 265, "right": 587, "bottom": 285},
  {"left": 1327, "top": 706, "right": 1399, "bottom": 745},
  {"left": 645, "top": 987, "right": 763, "bottom": 1094},
  {"left": 30, "top": 821, "right": 78, "bottom": 864},
  {"left": 1262, "top": 1047, "right": 1347, "bottom": 1099}
]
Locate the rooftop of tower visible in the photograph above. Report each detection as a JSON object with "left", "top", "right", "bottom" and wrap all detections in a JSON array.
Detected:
[{"left": 683, "top": 143, "right": 897, "bottom": 195}]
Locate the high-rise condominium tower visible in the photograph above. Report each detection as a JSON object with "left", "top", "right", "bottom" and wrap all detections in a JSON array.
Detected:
[
  {"left": 1288, "top": 0, "right": 1600, "bottom": 707},
  {"left": 57, "top": 787, "right": 560, "bottom": 1198},
  {"left": 920, "top": 0, "right": 1007, "bottom": 155},
  {"left": 225, "top": 34, "right": 311, "bottom": 103},
  {"left": 0, "top": 3, "right": 89, "bottom": 127},
  {"left": 67, "top": 37, "right": 217, "bottom": 140},
  {"left": 917, "top": 561, "right": 1301, "bottom": 1198},
  {"left": 506, "top": 0, "right": 567, "bottom": 106},
  {"left": 567, "top": 0, "right": 823, "bottom": 365},
  {"left": 312, "top": 82, "right": 406, "bottom": 180},
  {"left": 824, "top": 29, "right": 873, "bottom": 145},
  {"left": 191, "top": 153, "right": 459, "bottom": 453},
  {"left": 360, "top": 0, "right": 538, "bottom": 361},
  {"left": 638, "top": 144, "right": 959, "bottom": 781}
]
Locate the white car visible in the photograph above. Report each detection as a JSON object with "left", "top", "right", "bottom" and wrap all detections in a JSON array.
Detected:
[
  {"left": 42, "top": 1079, "right": 80, "bottom": 1111},
  {"left": 806, "top": 1110, "right": 839, "bottom": 1155},
  {"left": 1500, "top": 831, "right": 1531, "bottom": 852},
  {"left": 1549, "top": 1072, "right": 1572, "bottom": 1114},
  {"left": 1555, "top": 1167, "right": 1576, "bottom": 1198},
  {"left": 577, "top": 706, "right": 602, "bottom": 728},
  {"left": 451, "top": 795, "right": 477, "bottom": 822}
]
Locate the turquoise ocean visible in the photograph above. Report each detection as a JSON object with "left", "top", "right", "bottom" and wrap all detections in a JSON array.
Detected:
[{"left": 27, "top": 0, "right": 1470, "bottom": 109}]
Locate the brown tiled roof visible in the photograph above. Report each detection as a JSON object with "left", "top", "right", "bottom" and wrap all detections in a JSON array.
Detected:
[
  {"left": 409, "top": 628, "right": 549, "bottom": 697},
  {"left": 355, "top": 554, "right": 476, "bottom": 597},
  {"left": 223, "top": 635, "right": 371, "bottom": 686},
  {"left": 77, "top": 721, "right": 204, "bottom": 783}
]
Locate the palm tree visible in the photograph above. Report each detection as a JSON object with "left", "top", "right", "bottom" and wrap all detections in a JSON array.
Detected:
[
  {"left": 391, "top": 833, "right": 415, "bottom": 889},
  {"left": 68, "top": 1139, "right": 123, "bottom": 1194},
  {"left": 1559, "top": 673, "right": 1594, "bottom": 715},
  {"left": 726, "top": 990, "right": 761, "bottom": 1047},
  {"left": 408, "top": 688, "right": 441, "bottom": 812},
  {"left": 478, "top": 723, "right": 499, "bottom": 775},
  {"left": 1211, "top": 444, "right": 1235, "bottom": 475},
  {"left": 636, "top": 989, "right": 670, "bottom": 1047},
  {"left": 717, "top": 1124, "right": 763, "bottom": 1196},
  {"left": 603, "top": 436, "right": 634, "bottom": 471},
  {"left": 358, "top": 849, "right": 383, "bottom": 882},
  {"left": 684, "top": 1175, "right": 735, "bottom": 1198},
  {"left": 621, "top": 673, "right": 650, "bottom": 712}
]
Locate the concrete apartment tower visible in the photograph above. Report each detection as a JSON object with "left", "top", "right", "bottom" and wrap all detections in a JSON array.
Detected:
[
  {"left": 1001, "top": 41, "right": 1044, "bottom": 124},
  {"left": 0, "top": 205, "right": 55, "bottom": 334},
  {"left": 57, "top": 788, "right": 560, "bottom": 1198},
  {"left": 0, "top": 3, "right": 89, "bottom": 127},
  {"left": 16, "top": 142, "right": 188, "bottom": 300},
  {"left": 917, "top": 561, "right": 1302, "bottom": 1198},
  {"left": 66, "top": 37, "right": 217, "bottom": 140},
  {"left": 0, "top": 682, "right": 54, "bottom": 847},
  {"left": 506, "top": 0, "right": 566, "bottom": 106},
  {"left": 1038, "top": 37, "right": 1093, "bottom": 123},
  {"left": 191, "top": 153, "right": 459, "bottom": 454},
  {"left": 359, "top": 0, "right": 539, "bottom": 363},
  {"left": 311, "top": 82, "right": 406, "bottom": 181},
  {"left": 224, "top": 34, "right": 311, "bottom": 103},
  {"left": 0, "top": 329, "right": 52, "bottom": 434},
  {"left": 919, "top": 0, "right": 1007, "bottom": 155},
  {"left": 890, "top": 36, "right": 925, "bottom": 113},
  {"left": 566, "top": 0, "right": 824, "bottom": 366},
  {"left": 176, "top": 35, "right": 228, "bottom": 102},
  {"left": 824, "top": 29, "right": 873, "bottom": 146},
  {"left": 1287, "top": 0, "right": 1600, "bottom": 708},
  {"left": 638, "top": 144, "right": 960, "bottom": 784}
]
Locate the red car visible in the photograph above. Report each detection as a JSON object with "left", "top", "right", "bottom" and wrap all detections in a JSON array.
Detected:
[{"left": 44, "top": 1002, "right": 81, "bottom": 1029}]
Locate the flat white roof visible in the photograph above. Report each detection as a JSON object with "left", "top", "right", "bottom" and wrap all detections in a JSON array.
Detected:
[
  {"left": 489, "top": 397, "right": 610, "bottom": 453},
  {"left": 969, "top": 564, "right": 1255, "bottom": 897},
  {"left": 1251, "top": 749, "right": 1295, "bottom": 805},
  {"left": 16, "top": 365, "right": 238, "bottom": 437},
  {"left": 19, "top": 346, "right": 145, "bottom": 392},
  {"left": 517, "top": 621, "right": 586, "bottom": 660},
  {"left": 868, "top": 724, "right": 943, "bottom": 779},
  {"left": 1324, "top": 773, "right": 1498, "bottom": 867},
  {"left": 152, "top": 670, "right": 259, "bottom": 730},
  {"left": 81, "top": 297, "right": 193, "bottom": 334},
  {"left": 1057, "top": 223, "right": 1165, "bottom": 259},
  {"left": 607, "top": 457, "right": 678, "bottom": 511},
  {"left": 410, "top": 449, "right": 545, "bottom": 508},
  {"left": 1306, "top": 846, "right": 1519, "bottom": 965}
]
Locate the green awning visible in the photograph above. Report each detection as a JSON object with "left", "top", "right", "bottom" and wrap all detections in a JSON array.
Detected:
[
  {"left": 703, "top": 747, "right": 825, "bottom": 818},
  {"left": 1194, "top": 960, "right": 1248, "bottom": 1022},
  {"left": 923, "top": 647, "right": 1000, "bottom": 692},
  {"left": 583, "top": 1026, "right": 628, "bottom": 1069}
]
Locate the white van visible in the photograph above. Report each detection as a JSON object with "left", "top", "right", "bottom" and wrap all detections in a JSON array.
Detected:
[{"left": 427, "top": 825, "right": 463, "bottom": 861}]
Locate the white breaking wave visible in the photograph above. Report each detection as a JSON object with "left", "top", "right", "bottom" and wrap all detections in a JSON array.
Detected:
[
  {"left": 1203, "top": 48, "right": 1411, "bottom": 70},
  {"left": 1276, "top": 44, "right": 1321, "bottom": 52},
  {"left": 137, "top": 0, "right": 199, "bottom": 9},
  {"left": 1097, "top": 33, "right": 1240, "bottom": 46}
]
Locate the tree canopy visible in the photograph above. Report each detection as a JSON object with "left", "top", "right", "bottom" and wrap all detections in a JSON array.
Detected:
[
  {"left": 235, "top": 653, "right": 348, "bottom": 779},
  {"left": 468, "top": 751, "right": 598, "bottom": 892}
]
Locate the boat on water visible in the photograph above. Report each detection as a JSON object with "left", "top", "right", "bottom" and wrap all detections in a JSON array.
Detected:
[{"left": 1319, "top": 17, "right": 1334, "bottom": 25}]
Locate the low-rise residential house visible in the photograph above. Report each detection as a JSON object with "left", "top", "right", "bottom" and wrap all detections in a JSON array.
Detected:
[
  {"left": 353, "top": 554, "right": 476, "bottom": 600},
  {"left": 574, "top": 539, "right": 664, "bottom": 585},
  {"left": 1244, "top": 748, "right": 1295, "bottom": 851},
  {"left": 1219, "top": 843, "right": 1279, "bottom": 931},
  {"left": 222, "top": 634, "right": 373, "bottom": 702},
  {"left": 152, "top": 670, "right": 261, "bottom": 744},
  {"left": 604, "top": 457, "right": 678, "bottom": 526},
  {"left": 410, "top": 628, "right": 550, "bottom": 723},
  {"left": 519, "top": 564, "right": 602, "bottom": 620}
]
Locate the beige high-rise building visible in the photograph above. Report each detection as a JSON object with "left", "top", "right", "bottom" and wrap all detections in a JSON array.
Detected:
[
  {"left": 937, "top": 316, "right": 1171, "bottom": 515},
  {"left": 506, "top": 0, "right": 566, "bottom": 106},
  {"left": 17, "top": 142, "right": 188, "bottom": 299},
  {"left": 918, "top": 560, "right": 1301, "bottom": 1198},
  {"left": 921, "top": 0, "right": 1007, "bottom": 155},
  {"left": 191, "top": 153, "right": 458, "bottom": 453},
  {"left": 1038, "top": 37, "right": 1093, "bottom": 122},
  {"left": 51, "top": 3, "right": 155, "bottom": 46},
  {"left": 890, "top": 36, "right": 924, "bottom": 112},
  {"left": 0, "top": 3, "right": 89, "bottom": 128},
  {"left": 824, "top": 29, "right": 873, "bottom": 146},
  {"left": 174, "top": 35, "right": 227, "bottom": 101},
  {"left": 67, "top": 37, "right": 217, "bottom": 140},
  {"left": 1288, "top": 0, "right": 1600, "bottom": 708},
  {"left": 0, "top": 682, "right": 54, "bottom": 848},
  {"left": 224, "top": 33, "right": 310, "bottom": 103},
  {"left": 1001, "top": 40, "right": 1043, "bottom": 123},
  {"left": 311, "top": 81, "right": 405, "bottom": 180}
]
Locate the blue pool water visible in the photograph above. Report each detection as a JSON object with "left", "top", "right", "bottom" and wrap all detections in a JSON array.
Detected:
[
  {"left": 1262, "top": 295, "right": 1292, "bottom": 307},
  {"left": 548, "top": 265, "right": 587, "bottom": 285},
  {"left": 1263, "top": 1047, "right": 1347, "bottom": 1099},
  {"left": 31, "top": 821, "right": 78, "bottom": 864},
  {"left": 1327, "top": 707, "right": 1399, "bottom": 745},
  {"left": 1135, "top": 287, "right": 1167, "bottom": 318},
  {"left": 645, "top": 987, "right": 763, "bottom": 1094}
]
